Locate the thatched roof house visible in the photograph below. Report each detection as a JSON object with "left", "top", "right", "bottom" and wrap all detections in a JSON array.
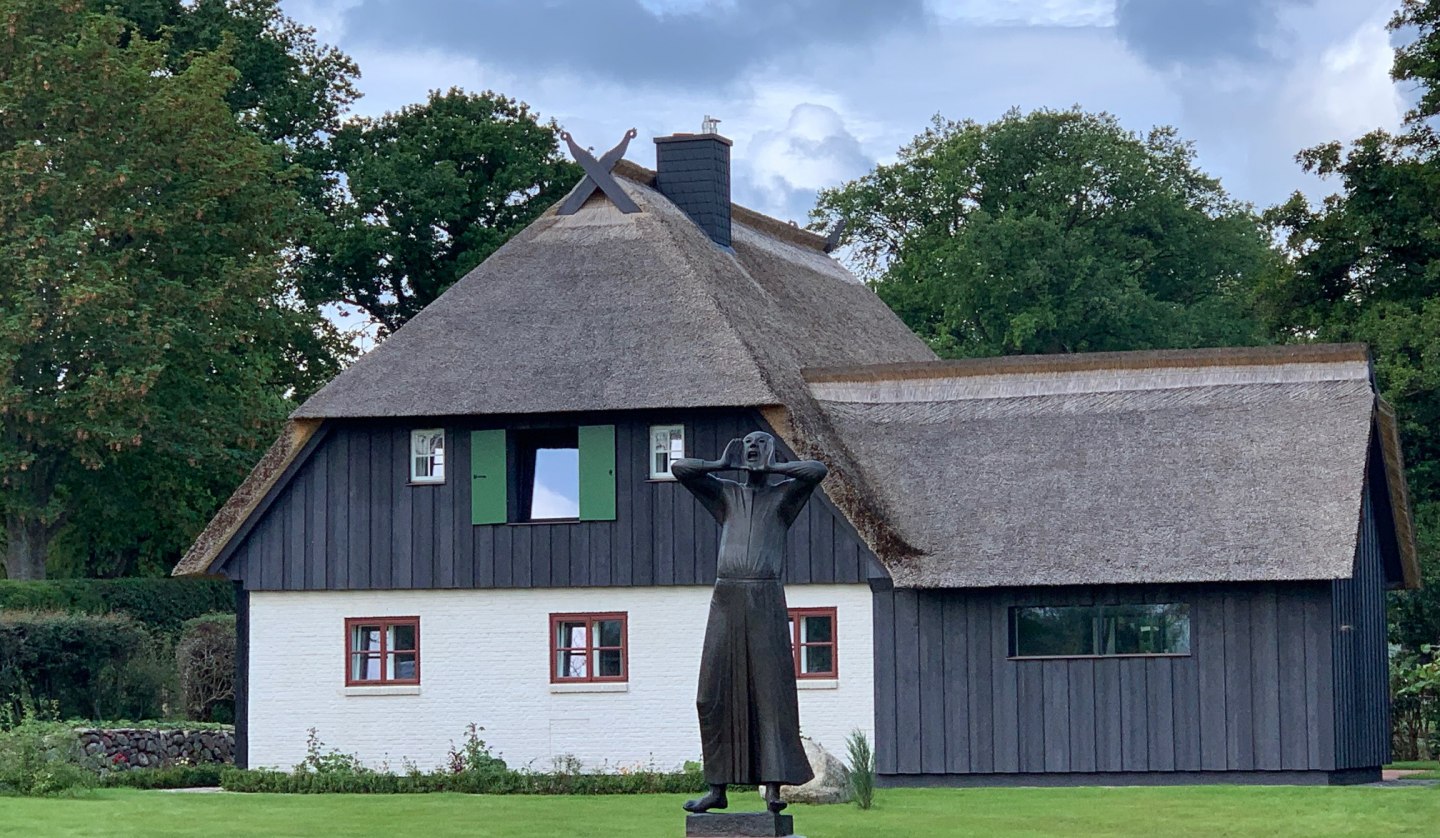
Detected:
[{"left": 176, "top": 125, "right": 1415, "bottom": 789}]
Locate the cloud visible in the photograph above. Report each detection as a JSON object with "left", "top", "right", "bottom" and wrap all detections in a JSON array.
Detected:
[
  {"left": 927, "top": 0, "right": 1116, "bottom": 27},
  {"left": 338, "top": 0, "right": 927, "bottom": 89},
  {"left": 1114, "top": 0, "right": 1314, "bottom": 69},
  {"left": 742, "top": 103, "right": 872, "bottom": 222},
  {"left": 531, "top": 481, "right": 579, "bottom": 520}
]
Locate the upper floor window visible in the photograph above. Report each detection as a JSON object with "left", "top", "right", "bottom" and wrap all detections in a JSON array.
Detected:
[
  {"left": 410, "top": 430, "right": 445, "bottom": 484},
  {"left": 650, "top": 424, "right": 685, "bottom": 480},
  {"left": 1010, "top": 603, "right": 1191, "bottom": 659},
  {"left": 551, "top": 612, "right": 628, "bottom": 683},
  {"left": 788, "top": 607, "right": 837, "bottom": 678},
  {"left": 346, "top": 617, "right": 420, "bottom": 685}
]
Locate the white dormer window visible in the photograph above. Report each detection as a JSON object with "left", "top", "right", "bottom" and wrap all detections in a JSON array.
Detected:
[
  {"left": 410, "top": 429, "right": 445, "bottom": 483},
  {"left": 650, "top": 425, "right": 685, "bottom": 480}
]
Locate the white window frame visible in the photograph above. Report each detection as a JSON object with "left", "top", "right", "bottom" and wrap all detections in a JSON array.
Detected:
[
  {"left": 410, "top": 429, "right": 446, "bottom": 484},
  {"left": 649, "top": 424, "right": 685, "bottom": 480}
]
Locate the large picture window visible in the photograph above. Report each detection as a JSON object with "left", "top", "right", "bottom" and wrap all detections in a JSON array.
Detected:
[
  {"left": 346, "top": 617, "right": 420, "bottom": 685},
  {"left": 550, "top": 612, "right": 628, "bottom": 683},
  {"left": 788, "top": 607, "right": 837, "bottom": 678},
  {"left": 1011, "top": 603, "right": 1190, "bottom": 659}
]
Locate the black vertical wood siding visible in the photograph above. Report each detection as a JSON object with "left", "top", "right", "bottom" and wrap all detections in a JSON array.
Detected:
[
  {"left": 221, "top": 410, "right": 879, "bottom": 590},
  {"left": 233, "top": 583, "right": 249, "bottom": 770},
  {"left": 873, "top": 582, "right": 1341, "bottom": 778},
  {"left": 1331, "top": 443, "right": 1393, "bottom": 770}
]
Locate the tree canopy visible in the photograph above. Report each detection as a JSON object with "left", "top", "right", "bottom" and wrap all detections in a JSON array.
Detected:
[
  {"left": 0, "top": 1, "right": 340, "bottom": 578},
  {"left": 1261, "top": 0, "right": 1440, "bottom": 649},
  {"left": 814, "top": 108, "right": 1273, "bottom": 359},
  {"left": 301, "top": 89, "right": 580, "bottom": 335}
]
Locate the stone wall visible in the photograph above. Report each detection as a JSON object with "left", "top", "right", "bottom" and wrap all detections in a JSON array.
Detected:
[{"left": 76, "top": 728, "right": 233, "bottom": 770}]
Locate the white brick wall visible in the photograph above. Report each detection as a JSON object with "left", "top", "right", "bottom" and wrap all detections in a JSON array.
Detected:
[{"left": 247, "top": 585, "right": 874, "bottom": 773}]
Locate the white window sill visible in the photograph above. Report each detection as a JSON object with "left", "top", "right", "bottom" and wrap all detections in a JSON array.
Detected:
[
  {"left": 549, "top": 682, "right": 629, "bottom": 694},
  {"left": 343, "top": 685, "right": 421, "bottom": 697},
  {"left": 796, "top": 679, "right": 839, "bottom": 690}
]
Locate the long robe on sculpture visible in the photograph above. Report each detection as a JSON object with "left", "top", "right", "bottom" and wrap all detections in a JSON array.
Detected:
[{"left": 671, "top": 431, "right": 825, "bottom": 814}]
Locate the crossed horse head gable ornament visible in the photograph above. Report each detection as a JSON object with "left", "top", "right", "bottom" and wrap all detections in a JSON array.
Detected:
[{"left": 557, "top": 128, "right": 640, "bottom": 215}]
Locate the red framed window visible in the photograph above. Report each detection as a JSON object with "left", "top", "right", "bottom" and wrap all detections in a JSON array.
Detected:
[
  {"left": 789, "top": 607, "right": 837, "bottom": 678},
  {"left": 550, "top": 612, "right": 628, "bottom": 683},
  {"left": 345, "top": 617, "right": 420, "bottom": 686}
]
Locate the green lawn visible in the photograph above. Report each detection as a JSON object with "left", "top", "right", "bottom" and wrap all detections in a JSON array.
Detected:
[{"left": 0, "top": 786, "right": 1437, "bottom": 838}]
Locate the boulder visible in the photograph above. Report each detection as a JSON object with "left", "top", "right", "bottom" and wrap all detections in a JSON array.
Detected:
[{"left": 757, "top": 738, "right": 850, "bottom": 805}]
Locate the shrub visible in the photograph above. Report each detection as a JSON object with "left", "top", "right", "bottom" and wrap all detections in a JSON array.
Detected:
[
  {"left": 0, "top": 578, "right": 233, "bottom": 635},
  {"left": 1392, "top": 646, "right": 1440, "bottom": 761},
  {"left": 845, "top": 729, "right": 875, "bottom": 810},
  {"left": 176, "top": 613, "right": 235, "bottom": 722},
  {"left": 0, "top": 611, "right": 168, "bottom": 721},
  {"left": 0, "top": 707, "right": 99, "bottom": 797},
  {"left": 100, "top": 764, "right": 224, "bottom": 789},
  {"left": 223, "top": 725, "right": 704, "bottom": 795}
]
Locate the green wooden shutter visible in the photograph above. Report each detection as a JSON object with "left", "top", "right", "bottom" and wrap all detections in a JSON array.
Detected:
[
  {"left": 470, "top": 430, "right": 507, "bottom": 525},
  {"left": 577, "top": 424, "right": 617, "bottom": 521}
]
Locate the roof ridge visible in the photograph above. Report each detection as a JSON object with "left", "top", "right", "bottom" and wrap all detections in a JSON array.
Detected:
[
  {"left": 804, "top": 343, "right": 1372, "bottom": 385},
  {"left": 612, "top": 159, "right": 829, "bottom": 252}
]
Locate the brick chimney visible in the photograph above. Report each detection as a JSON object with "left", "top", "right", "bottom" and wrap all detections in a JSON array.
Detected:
[{"left": 654, "top": 120, "right": 732, "bottom": 248}]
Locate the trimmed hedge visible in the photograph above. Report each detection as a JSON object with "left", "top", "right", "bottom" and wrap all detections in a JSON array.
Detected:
[
  {"left": 0, "top": 612, "right": 164, "bottom": 720},
  {"left": 101, "top": 764, "right": 225, "bottom": 789},
  {"left": 0, "top": 578, "right": 233, "bottom": 635},
  {"left": 220, "top": 766, "right": 707, "bottom": 795}
]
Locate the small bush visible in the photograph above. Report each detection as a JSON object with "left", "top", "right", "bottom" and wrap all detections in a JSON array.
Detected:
[
  {"left": 0, "top": 708, "right": 99, "bottom": 797},
  {"left": 176, "top": 613, "right": 235, "bottom": 722},
  {"left": 845, "top": 729, "right": 875, "bottom": 810}
]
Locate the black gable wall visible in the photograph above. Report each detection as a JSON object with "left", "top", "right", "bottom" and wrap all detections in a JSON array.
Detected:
[{"left": 220, "top": 410, "right": 880, "bottom": 590}]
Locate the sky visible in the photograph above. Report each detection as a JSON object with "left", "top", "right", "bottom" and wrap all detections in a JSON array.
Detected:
[
  {"left": 286, "top": 0, "right": 1413, "bottom": 507},
  {"left": 284, "top": 0, "right": 1411, "bottom": 224}
]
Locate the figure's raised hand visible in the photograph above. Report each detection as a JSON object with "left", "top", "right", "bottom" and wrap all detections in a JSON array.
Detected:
[{"left": 720, "top": 438, "right": 746, "bottom": 470}]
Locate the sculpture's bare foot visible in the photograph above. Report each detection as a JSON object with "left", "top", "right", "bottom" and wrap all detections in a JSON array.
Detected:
[
  {"left": 763, "top": 783, "right": 787, "bottom": 813},
  {"left": 684, "top": 784, "right": 728, "bottom": 813}
]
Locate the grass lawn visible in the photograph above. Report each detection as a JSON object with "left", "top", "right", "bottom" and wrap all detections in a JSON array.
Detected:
[
  {"left": 0, "top": 786, "right": 1437, "bottom": 838},
  {"left": 1388, "top": 760, "right": 1440, "bottom": 779}
]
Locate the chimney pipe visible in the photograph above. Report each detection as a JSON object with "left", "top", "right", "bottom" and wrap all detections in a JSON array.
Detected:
[{"left": 654, "top": 124, "right": 732, "bottom": 248}]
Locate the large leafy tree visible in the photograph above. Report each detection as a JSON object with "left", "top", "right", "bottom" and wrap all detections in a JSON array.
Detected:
[
  {"left": 1262, "top": 0, "right": 1440, "bottom": 649},
  {"left": 814, "top": 108, "right": 1273, "bottom": 358},
  {"left": 87, "top": 0, "right": 360, "bottom": 202},
  {"left": 0, "top": 1, "right": 339, "bottom": 578},
  {"left": 302, "top": 89, "right": 580, "bottom": 335}
]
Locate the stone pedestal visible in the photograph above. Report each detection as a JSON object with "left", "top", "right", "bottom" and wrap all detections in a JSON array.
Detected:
[{"left": 684, "top": 812, "right": 798, "bottom": 837}]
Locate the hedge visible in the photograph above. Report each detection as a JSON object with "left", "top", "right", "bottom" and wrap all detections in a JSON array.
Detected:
[
  {"left": 220, "top": 766, "right": 707, "bottom": 795},
  {"left": 0, "top": 578, "right": 233, "bottom": 634},
  {"left": 101, "top": 764, "right": 225, "bottom": 789},
  {"left": 0, "top": 612, "right": 164, "bottom": 721}
]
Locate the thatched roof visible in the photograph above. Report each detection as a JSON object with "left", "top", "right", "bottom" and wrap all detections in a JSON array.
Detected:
[
  {"left": 175, "top": 161, "right": 932, "bottom": 576},
  {"left": 803, "top": 345, "right": 1420, "bottom": 589},
  {"left": 292, "top": 162, "right": 932, "bottom": 419}
]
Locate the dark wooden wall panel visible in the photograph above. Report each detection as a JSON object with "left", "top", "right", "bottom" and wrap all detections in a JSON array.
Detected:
[
  {"left": 876, "top": 581, "right": 1344, "bottom": 779},
  {"left": 1332, "top": 458, "right": 1392, "bottom": 771},
  {"left": 222, "top": 410, "right": 878, "bottom": 592}
]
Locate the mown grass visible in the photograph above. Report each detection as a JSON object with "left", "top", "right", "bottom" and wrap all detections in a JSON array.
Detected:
[{"left": 0, "top": 785, "right": 1437, "bottom": 838}]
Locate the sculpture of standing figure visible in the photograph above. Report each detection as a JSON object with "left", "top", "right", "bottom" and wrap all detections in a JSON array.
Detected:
[{"left": 671, "top": 431, "right": 827, "bottom": 814}]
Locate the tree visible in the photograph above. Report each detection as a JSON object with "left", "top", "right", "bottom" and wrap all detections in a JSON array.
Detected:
[
  {"left": 85, "top": 0, "right": 360, "bottom": 203},
  {"left": 0, "top": 1, "right": 339, "bottom": 578},
  {"left": 302, "top": 89, "right": 581, "bottom": 335},
  {"left": 813, "top": 108, "right": 1273, "bottom": 359},
  {"left": 1261, "top": 0, "right": 1440, "bottom": 650}
]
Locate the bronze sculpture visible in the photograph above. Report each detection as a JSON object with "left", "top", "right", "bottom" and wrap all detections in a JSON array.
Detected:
[{"left": 671, "top": 431, "right": 827, "bottom": 814}]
